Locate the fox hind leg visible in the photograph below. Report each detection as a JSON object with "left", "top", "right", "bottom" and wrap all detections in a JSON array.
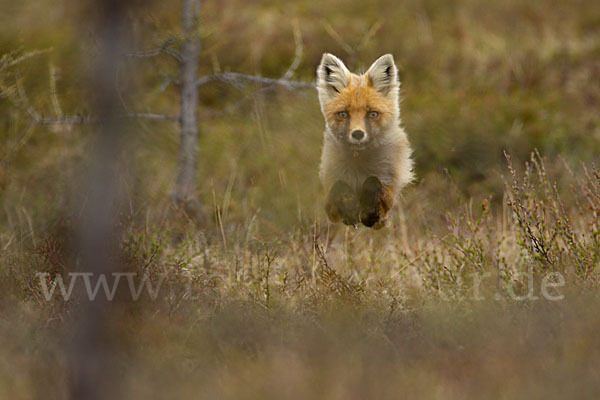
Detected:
[
  {"left": 325, "top": 180, "right": 360, "bottom": 226},
  {"left": 359, "top": 176, "right": 394, "bottom": 229}
]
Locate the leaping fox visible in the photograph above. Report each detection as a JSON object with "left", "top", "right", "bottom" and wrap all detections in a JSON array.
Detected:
[{"left": 317, "top": 53, "right": 413, "bottom": 229}]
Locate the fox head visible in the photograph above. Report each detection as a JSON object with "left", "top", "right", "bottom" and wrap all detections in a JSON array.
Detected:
[{"left": 316, "top": 53, "right": 400, "bottom": 148}]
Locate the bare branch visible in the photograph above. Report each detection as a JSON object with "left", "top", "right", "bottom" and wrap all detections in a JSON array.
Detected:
[
  {"left": 36, "top": 113, "right": 179, "bottom": 125},
  {"left": 126, "top": 48, "right": 162, "bottom": 58},
  {"left": 127, "top": 112, "right": 180, "bottom": 121},
  {"left": 14, "top": 112, "right": 179, "bottom": 127},
  {"left": 196, "top": 72, "right": 315, "bottom": 89},
  {"left": 0, "top": 48, "right": 52, "bottom": 73},
  {"left": 126, "top": 47, "right": 182, "bottom": 62},
  {"left": 36, "top": 116, "right": 98, "bottom": 125},
  {"left": 162, "top": 47, "right": 183, "bottom": 63},
  {"left": 159, "top": 73, "right": 180, "bottom": 91},
  {"left": 125, "top": 37, "right": 182, "bottom": 62},
  {"left": 280, "top": 20, "right": 303, "bottom": 81},
  {"left": 49, "top": 63, "right": 63, "bottom": 118}
]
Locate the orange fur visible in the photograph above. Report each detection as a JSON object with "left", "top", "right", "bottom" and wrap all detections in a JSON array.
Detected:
[{"left": 323, "top": 78, "right": 395, "bottom": 132}]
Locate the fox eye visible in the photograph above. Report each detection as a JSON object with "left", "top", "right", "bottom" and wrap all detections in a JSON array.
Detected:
[
  {"left": 368, "top": 111, "right": 380, "bottom": 119},
  {"left": 337, "top": 111, "right": 349, "bottom": 119}
]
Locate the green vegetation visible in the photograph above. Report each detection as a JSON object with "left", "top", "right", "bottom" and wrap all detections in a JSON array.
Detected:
[{"left": 1, "top": 0, "right": 600, "bottom": 398}]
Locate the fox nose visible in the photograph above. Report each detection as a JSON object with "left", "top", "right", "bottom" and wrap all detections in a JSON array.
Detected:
[{"left": 351, "top": 130, "right": 365, "bottom": 141}]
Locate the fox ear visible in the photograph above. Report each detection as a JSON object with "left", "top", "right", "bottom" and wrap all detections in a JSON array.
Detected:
[
  {"left": 317, "top": 53, "right": 350, "bottom": 98},
  {"left": 366, "top": 54, "right": 399, "bottom": 96}
]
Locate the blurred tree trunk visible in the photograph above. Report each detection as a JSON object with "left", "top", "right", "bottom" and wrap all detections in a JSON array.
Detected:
[
  {"left": 68, "top": 0, "right": 131, "bottom": 399},
  {"left": 174, "top": 0, "right": 202, "bottom": 215}
]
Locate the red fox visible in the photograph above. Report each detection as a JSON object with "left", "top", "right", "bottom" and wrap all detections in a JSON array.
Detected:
[{"left": 317, "top": 53, "right": 413, "bottom": 229}]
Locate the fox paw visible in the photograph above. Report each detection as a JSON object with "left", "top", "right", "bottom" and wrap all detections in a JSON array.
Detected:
[
  {"left": 325, "top": 180, "right": 360, "bottom": 226},
  {"left": 359, "top": 176, "right": 394, "bottom": 229}
]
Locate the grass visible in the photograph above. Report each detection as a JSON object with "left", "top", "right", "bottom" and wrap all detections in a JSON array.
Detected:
[
  {"left": 1, "top": 0, "right": 600, "bottom": 397},
  {"left": 2, "top": 151, "right": 599, "bottom": 398}
]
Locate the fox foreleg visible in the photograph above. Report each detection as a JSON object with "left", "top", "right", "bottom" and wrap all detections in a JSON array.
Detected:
[
  {"left": 359, "top": 176, "right": 394, "bottom": 230},
  {"left": 325, "top": 180, "right": 360, "bottom": 227}
]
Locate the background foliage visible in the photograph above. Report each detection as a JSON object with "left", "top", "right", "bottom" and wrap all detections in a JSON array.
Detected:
[{"left": 1, "top": 0, "right": 600, "bottom": 398}]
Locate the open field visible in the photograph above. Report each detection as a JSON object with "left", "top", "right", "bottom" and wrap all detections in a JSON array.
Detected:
[{"left": 1, "top": 0, "right": 600, "bottom": 398}]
